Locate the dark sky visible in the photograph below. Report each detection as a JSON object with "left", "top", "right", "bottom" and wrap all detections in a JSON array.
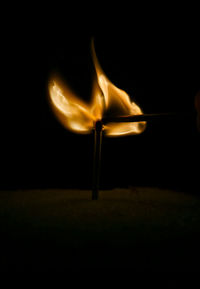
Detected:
[{"left": 1, "top": 6, "right": 199, "bottom": 192}]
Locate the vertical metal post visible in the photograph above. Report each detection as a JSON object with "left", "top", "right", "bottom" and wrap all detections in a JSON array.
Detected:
[{"left": 92, "top": 121, "right": 102, "bottom": 200}]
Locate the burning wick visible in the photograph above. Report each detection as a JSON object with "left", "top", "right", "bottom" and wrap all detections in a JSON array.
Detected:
[
  {"left": 48, "top": 40, "right": 194, "bottom": 200},
  {"left": 48, "top": 40, "right": 146, "bottom": 200}
]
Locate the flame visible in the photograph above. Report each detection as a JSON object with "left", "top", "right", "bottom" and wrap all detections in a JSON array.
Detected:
[{"left": 48, "top": 41, "right": 146, "bottom": 136}]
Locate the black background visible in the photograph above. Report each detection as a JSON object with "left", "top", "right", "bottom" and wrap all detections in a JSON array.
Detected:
[
  {"left": 1, "top": 5, "right": 200, "bottom": 193},
  {"left": 1, "top": 4, "right": 200, "bottom": 274}
]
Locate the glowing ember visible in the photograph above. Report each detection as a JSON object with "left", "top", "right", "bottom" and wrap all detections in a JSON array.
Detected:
[{"left": 48, "top": 41, "right": 146, "bottom": 136}]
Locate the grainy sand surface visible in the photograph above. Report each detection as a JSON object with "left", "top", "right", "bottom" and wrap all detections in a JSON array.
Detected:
[{"left": 0, "top": 187, "right": 200, "bottom": 271}]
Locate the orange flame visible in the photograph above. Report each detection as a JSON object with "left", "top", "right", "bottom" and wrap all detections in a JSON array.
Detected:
[{"left": 48, "top": 41, "right": 146, "bottom": 136}]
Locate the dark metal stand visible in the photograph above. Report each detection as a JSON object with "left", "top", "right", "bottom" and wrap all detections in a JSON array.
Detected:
[
  {"left": 92, "top": 121, "right": 103, "bottom": 200},
  {"left": 91, "top": 112, "right": 194, "bottom": 200}
]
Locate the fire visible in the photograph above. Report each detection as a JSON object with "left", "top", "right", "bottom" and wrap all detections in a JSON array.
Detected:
[{"left": 48, "top": 41, "right": 146, "bottom": 136}]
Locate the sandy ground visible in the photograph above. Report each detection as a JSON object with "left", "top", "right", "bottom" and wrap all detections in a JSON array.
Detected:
[{"left": 0, "top": 187, "right": 200, "bottom": 271}]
